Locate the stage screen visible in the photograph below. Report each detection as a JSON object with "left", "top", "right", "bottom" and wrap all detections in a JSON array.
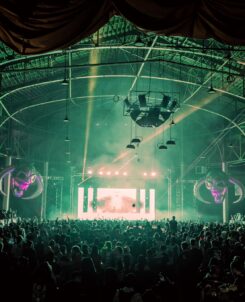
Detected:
[{"left": 78, "top": 187, "right": 155, "bottom": 220}]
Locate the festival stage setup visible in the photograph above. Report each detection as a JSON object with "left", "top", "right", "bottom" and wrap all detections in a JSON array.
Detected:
[{"left": 0, "top": 1, "right": 245, "bottom": 222}]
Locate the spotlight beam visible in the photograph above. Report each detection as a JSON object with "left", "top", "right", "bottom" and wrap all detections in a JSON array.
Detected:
[
  {"left": 82, "top": 49, "right": 99, "bottom": 181},
  {"left": 113, "top": 92, "right": 228, "bottom": 164}
]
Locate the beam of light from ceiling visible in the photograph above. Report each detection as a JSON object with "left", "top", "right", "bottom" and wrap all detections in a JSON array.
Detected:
[
  {"left": 144, "top": 93, "right": 222, "bottom": 143},
  {"left": 112, "top": 93, "right": 219, "bottom": 163},
  {"left": 82, "top": 49, "right": 99, "bottom": 181}
]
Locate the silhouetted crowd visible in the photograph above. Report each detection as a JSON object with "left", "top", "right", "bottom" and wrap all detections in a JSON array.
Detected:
[
  {"left": 0, "top": 208, "right": 17, "bottom": 220},
  {"left": 0, "top": 216, "right": 245, "bottom": 302}
]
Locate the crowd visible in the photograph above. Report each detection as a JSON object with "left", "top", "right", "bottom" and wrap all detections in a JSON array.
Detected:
[
  {"left": 0, "top": 216, "right": 245, "bottom": 302},
  {"left": 0, "top": 208, "right": 17, "bottom": 220}
]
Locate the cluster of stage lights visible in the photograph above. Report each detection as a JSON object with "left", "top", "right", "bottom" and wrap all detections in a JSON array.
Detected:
[{"left": 87, "top": 170, "right": 157, "bottom": 177}]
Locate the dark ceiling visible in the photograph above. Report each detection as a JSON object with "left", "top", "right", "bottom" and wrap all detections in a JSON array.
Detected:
[{"left": 0, "top": 16, "right": 245, "bottom": 178}]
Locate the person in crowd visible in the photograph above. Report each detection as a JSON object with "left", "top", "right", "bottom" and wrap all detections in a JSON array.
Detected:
[{"left": 169, "top": 216, "right": 178, "bottom": 234}]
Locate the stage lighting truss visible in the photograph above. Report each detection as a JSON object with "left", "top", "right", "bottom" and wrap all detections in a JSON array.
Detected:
[{"left": 123, "top": 91, "right": 180, "bottom": 128}]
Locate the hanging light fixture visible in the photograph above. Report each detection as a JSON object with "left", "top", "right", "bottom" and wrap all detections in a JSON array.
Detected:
[
  {"left": 158, "top": 143, "right": 168, "bottom": 150},
  {"left": 208, "top": 48, "right": 216, "bottom": 94},
  {"left": 126, "top": 119, "right": 135, "bottom": 149},
  {"left": 63, "top": 53, "right": 71, "bottom": 146},
  {"left": 62, "top": 78, "right": 69, "bottom": 86},
  {"left": 64, "top": 115, "right": 69, "bottom": 123},
  {"left": 166, "top": 121, "right": 176, "bottom": 145},
  {"left": 64, "top": 98, "right": 70, "bottom": 122},
  {"left": 61, "top": 50, "right": 69, "bottom": 85},
  {"left": 66, "top": 145, "right": 71, "bottom": 163},
  {"left": 158, "top": 126, "right": 168, "bottom": 150},
  {"left": 126, "top": 143, "right": 136, "bottom": 149},
  {"left": 131, "top": 137, "right": 142, "bottom": 144},
  {"left": 65, "top": 140, "right": 71, "bottom": 155},
  {"left": 226, "top": 56, "right": 235, "bottom": 83},
  {"left": 170, "top": 115, "right": 176, "bottom": 126},
  {"left": 208, "top": 83, "right": 216, "bottom": 94},
  {"left": 134, "top": 35, "right": 145, "bottom": 47},
  {"left": 166, "top": 139, "right": 176, "bottom": 145},
  {"left": 131, "top": 123, "right": 142, "bottom": 144},
  {"left": 64, "top": 121, "right": 71, "bottom": 142}
]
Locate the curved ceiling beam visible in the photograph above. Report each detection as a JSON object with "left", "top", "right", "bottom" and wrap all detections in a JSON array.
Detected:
[
  {"left": 1, "top": 57, "right": 241, "bottom": 78},
  {"left": 0, "top": 73, "right": 244, "bottom": 119},
  {"left": 215, "top": 88, "right": 245, "bottom": 103},
  {"left": 0, "top": 74, "right": 200, "bottom": 106},
  {"left": 0, "top": 100, "right": 24, "bottom": 126},
  {"left": 0, "top": 45, "right": 229, "bottom": 68},
  {"left": 1, "top": 92, "right": 244, "bottom": 138}
]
